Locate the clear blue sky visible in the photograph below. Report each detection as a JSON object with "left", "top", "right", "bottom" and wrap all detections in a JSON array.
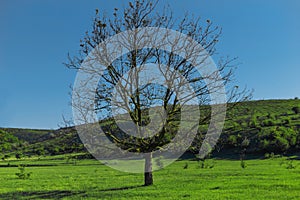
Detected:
[{"left": 0, "top": 0, "right": 300, "bottom": 129}]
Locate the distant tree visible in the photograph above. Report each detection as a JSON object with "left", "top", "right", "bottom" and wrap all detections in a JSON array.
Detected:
[{"left": 66, "top": 0, "right": 251, "bottom": 186}]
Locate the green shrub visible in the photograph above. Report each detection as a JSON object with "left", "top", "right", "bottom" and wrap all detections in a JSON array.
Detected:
[
  {"left": 280, "top": 158, "right": 297, "bottom": 169},
  {"left": 286, "top": 160, "right": 297, "bottom": 169},
  {"left": 240, "top": 160, "right": 247, "bottom": 169},
  {"left": 183, "top": 163, "right": 188, "bottom": 169},
  {"left": 15, "top": 165, "right": 32, "bottom": 180},
  {"left": 197, "top": 159, "right": 215, "bottom": 169}
]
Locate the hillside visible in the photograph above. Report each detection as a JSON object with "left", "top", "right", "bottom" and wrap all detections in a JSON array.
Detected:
[
  {"left": 1, "top": 99, "right": 300, "bottom": 159},
  {"left": 219, "top": 99, "right": 300, "bottom": 156},
  {"left": 0, "top": 128, "right": 54, "bottom": 144}
]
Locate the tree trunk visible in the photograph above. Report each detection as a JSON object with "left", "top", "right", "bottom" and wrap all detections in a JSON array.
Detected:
[{"left": 144, "top": 152, "right": 153, "bottom": 186}]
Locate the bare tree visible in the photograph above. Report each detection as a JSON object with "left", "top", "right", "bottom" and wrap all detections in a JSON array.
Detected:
[{"left": 65, "top": 0, "right": 251, "bottom": 186}]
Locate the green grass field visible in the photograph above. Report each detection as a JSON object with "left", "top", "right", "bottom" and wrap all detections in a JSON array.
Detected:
[
  {"left": 0, "top": 156, "right": 300, "bottom": 199},
  {"left": 1, "top": 99, "right": 300, "bottom": 199}
]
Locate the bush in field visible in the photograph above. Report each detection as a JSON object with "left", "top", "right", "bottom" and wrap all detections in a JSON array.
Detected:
[
  {"left": 65, "top": 155, "right": 78, "bottom": 165},
  {"left": 183, "top": 163, "right": 188, "bottom": 169},
  {"left": 285, "top": 160, "right": 297, "bottom": 169},
  {"left": 240, "top": 159, "right": 247, "bottom": 169},
  {"left": 280, "top": 158, "right": 297, "bottom": 169},
  {"left": 239, "top": 137, "right": 249, "bottom": 169},
  {"left": 15, "top": 165, "right": 32, "bottom": 180},
  {"left": 197, "top": 159, "right": 215, "bottom": 169}
]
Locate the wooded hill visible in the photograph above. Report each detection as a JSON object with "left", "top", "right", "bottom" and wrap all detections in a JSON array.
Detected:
[{"left": 1, "top": 99, "right": 300, "bottom": 159}]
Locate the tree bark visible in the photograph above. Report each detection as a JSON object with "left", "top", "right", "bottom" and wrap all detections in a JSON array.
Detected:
[{"left": 144, "top": 152, "right": 153, "bottom": 186}]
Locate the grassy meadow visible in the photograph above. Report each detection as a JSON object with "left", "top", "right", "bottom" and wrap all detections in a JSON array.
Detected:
[
  {"left": 0, "top": 155, "right": 300, "bottom": 199},
  {"left": 1, "top": 99, "right": 300, "bottom": 199}
]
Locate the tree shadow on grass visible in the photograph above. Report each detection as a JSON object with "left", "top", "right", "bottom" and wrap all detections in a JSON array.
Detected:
[
  {"left": 0, "top": 190, "right": 86, "bottom": 200},
  {"left": 100, "top": 185, "right": 146, "bottom": 192}
]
